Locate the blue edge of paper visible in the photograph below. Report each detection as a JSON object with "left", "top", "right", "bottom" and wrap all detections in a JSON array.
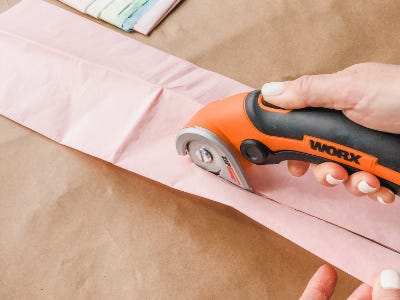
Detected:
[{"left": 122, "top": 0, "right": 159, "bottom": 32}]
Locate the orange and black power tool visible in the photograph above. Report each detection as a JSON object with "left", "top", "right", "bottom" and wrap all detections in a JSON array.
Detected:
[{"left": 176, "top": 90, "right": 399, "bottom": 195}]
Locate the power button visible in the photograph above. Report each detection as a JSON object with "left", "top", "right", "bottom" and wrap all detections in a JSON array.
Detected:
[{"left": 240, "top": 139, "right": 270, "bottom": 164}]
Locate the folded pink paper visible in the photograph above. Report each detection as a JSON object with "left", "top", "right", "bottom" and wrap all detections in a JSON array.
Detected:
[{"left": 0, "top": 0, "right": 399, "bottom": 284}]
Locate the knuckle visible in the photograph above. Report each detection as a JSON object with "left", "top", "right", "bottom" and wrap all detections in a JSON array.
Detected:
[
  {"left": 341, "top": 62, "right": 382, "bottom": 77},
  {"left": 293, "top": 75, "right": 314, "bottom": 101}
]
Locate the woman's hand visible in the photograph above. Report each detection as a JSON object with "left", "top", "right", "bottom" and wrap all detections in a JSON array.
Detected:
[
  {"left": 300, "top": 265, "right": 400, "bottom": 300},
  {"left": 262, "top": 63, "right": 400, "bottom": 204}
]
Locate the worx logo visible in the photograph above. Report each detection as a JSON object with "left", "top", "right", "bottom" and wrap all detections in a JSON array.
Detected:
[
  {"left": 222, "top": 156, "right": 231, "bottom": 167},
  {"left": 222, "top": 155, "right": 239, "bottom": 184},
  {"left": 309, "top": 140, "right": 362, "bottom": 165}
]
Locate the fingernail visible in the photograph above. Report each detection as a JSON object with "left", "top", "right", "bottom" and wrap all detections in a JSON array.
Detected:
[
  {"left": 261, "top": 82, "right": 285, "bottom": 97},
  {"left": 380, "top": 270, "right": 400, "bottom": 290},
  {"left": 377, "top": 196, "right": 389, "bottom": 205},
  {"left": 326, "top": 174, "right": 344, "bottom": 185},
  {"left": 357, "top": 180, "right": 377, "bottom": 194}
]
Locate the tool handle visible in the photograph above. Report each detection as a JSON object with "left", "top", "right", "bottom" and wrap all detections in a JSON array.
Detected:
[{"left": 243, "top": 90, "right": 400, "bottom": 194}]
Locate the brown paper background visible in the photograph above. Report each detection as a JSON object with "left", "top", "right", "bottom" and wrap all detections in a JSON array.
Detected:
[{"left": 3, "top": 0, "right": 400, "bottom": 298}]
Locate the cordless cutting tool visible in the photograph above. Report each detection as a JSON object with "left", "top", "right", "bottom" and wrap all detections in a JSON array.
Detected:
[{"left": 176, "top": 90, "right": 400, "bottom": 194}]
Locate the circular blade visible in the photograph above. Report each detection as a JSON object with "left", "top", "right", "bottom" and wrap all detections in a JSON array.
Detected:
[
  {"left": 176, "top": 127, "right": 252, "bottom": 191},
  {"left": 187, "top": 140, "right": 221, "bottom": 174}
]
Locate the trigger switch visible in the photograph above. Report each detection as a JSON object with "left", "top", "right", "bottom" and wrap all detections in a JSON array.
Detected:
[{"left": 240, "top": 140, "right": 270, "bottom": 164}]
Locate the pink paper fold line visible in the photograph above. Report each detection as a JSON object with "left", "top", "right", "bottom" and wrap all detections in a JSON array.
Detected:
[{"left": 0, "top": 0, "right": 399, "bottom": 284}]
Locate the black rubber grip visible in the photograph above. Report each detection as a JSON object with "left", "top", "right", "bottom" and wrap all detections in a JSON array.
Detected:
[{"left": 244, "top": 90, "right": 400, "bottom": 194}]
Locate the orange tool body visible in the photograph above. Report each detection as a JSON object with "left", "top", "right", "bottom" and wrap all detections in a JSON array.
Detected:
[{"left": 176, "top": 90, "right": 399, "bottom": 194}]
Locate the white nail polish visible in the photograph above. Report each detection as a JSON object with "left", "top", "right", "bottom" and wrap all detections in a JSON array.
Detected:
[
  {"left": 377, "top": 196, "right": 388, "bottom": 205},
  {"left": 357, "top": 181, "right": 377, "bottom": 194},
  {"left": 380, "top": 270, "right": 400, "bottom": 290},
  {"left": 326, "top": 174, "right": 344, "bottom": 185},
  {"left": 261, "top": 82, "right": 285, "bottom": 97}
]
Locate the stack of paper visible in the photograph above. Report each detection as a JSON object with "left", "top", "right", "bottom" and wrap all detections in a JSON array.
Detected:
[{"left": 59, "top": 0, "right": 181, "bottom": 34}]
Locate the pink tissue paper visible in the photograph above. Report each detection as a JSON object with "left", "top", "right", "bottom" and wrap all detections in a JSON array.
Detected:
[{"left": 0, "top": 0, "right": 399, "bottom": 284}]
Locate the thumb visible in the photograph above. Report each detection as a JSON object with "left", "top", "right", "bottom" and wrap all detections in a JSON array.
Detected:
[
  {"left": 261, "top": 71, "right": 358, "bottom": 110},
  {"left": 372, "top": 270, "right": 400, "bottom": 300},
  {"left": 299, "top": 264, "right": 337, "bottom": 300}
]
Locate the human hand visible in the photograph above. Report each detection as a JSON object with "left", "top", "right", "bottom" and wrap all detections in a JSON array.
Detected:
[
  {"left": 299, "top": 264, "right": 400, "bottom": 300},
  {"left": 261, "top": 63, "right": 400, "bottom": 204}
]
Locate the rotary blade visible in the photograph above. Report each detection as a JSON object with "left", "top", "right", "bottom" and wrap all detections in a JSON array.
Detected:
[{"left": 176, "top": 127, "right": 252, "bottom": 190}]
